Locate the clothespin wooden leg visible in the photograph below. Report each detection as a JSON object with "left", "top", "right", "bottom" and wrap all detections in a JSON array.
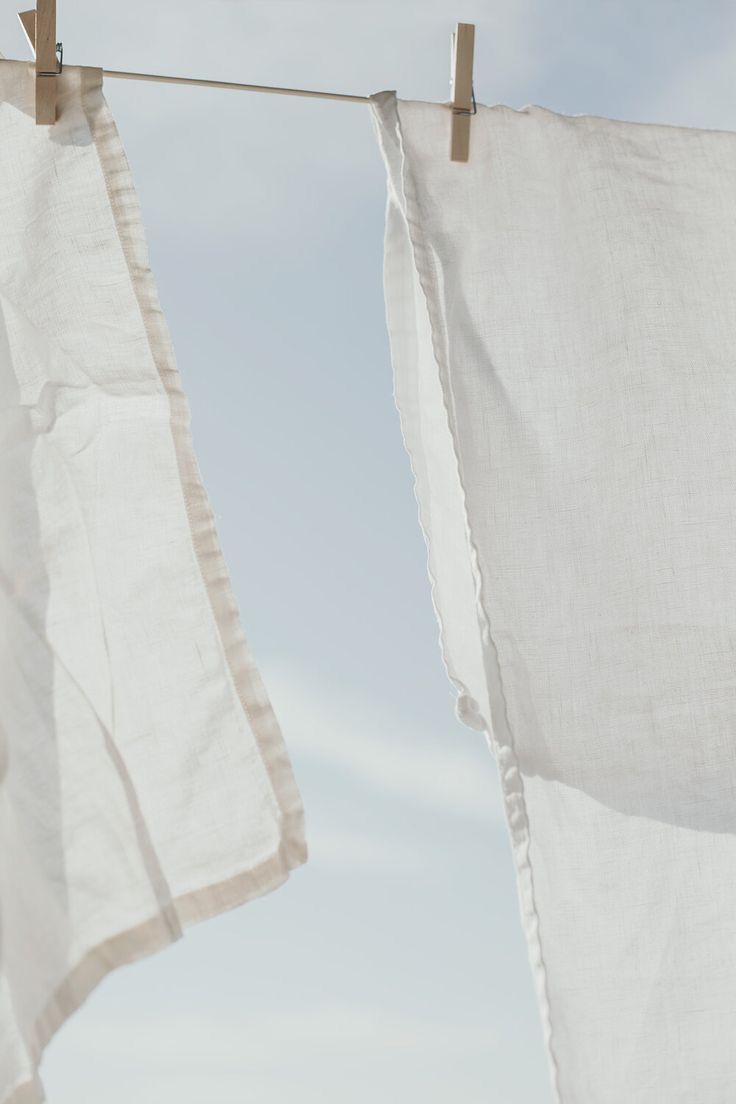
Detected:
[
  {"left": 18, "top": 0, "right": 58, "bottom": 124},
  {"left": 450, "top": 22, "right": 475, "bottom": 163}
]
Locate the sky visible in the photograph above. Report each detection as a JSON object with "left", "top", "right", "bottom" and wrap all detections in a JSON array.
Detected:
[{"left": 2, "top": 1, "right": 736, "bottom": 1101}]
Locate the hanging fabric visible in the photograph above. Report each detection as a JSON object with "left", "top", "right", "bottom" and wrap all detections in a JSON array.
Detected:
[
  {"left": 373, "top": 89, "right": 736, "bottom": 1104},
  {"left": 0, "top": 59, "right": 306, "bottom": 1104}
]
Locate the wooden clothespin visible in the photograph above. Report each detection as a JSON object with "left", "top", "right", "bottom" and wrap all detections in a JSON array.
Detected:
[
  {"left": 450, "top": 22, "right": 475, "bottom": 162},
  {"left": 18, "top": 0, "right": 58, "bottom": 124}
]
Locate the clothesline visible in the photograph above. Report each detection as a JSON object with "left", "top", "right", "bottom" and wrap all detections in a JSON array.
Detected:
[
  {"left": 15, "top": 6, "right": 476, "bottom": 158},
  {"left": 101, "top": 68, "right": 370, "bottom": 104}
]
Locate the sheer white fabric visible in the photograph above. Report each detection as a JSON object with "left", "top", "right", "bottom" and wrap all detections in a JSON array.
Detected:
[
  {"left": 373, "top": 90, "right": 736, "bottom": 1103},
  {"left": 0, "top": 61, "right": 306, "bottom": 1104}
]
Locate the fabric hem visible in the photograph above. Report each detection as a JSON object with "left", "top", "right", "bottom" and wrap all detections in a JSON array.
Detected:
[
  {"left": 370, "top": 90, "right": 563, "bottom": 1103},
  {"left": 78, "top": 66, "right": 307, "bottom": 867},
  {"left": 369, "top": 95, "right": 484, "bottom": 733},
  {"left": 6, "top": 842, "right": 296, "bottom": 1104}
]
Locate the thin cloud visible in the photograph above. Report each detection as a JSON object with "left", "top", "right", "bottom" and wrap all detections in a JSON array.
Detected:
[
  {"left": 265, "top": 663, "right": 505, "bottom": 824},
  {"left": 306, "top": 824, "right": 430, "bottom": 874},
  {"left": 55, "top": 1005, "right": 498, "bottom": 1069}
]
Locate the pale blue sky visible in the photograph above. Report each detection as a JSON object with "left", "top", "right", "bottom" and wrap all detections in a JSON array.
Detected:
[{"left": 3, "top": 1, "right": 736, "bottom": 1101}]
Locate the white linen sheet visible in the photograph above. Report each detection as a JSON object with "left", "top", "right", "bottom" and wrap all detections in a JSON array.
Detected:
[
  {"left": 373, "top": 90, "right": 736, "bottom": 1103},
  {"left": 0, "top": 60, "right": 306, "bottom": 1104}
]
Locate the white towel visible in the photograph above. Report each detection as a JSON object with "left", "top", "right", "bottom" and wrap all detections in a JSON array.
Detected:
[
  {"left": 373, "top": 90, "right": 736, "bottom": 1103},
  {"left": 0, "top": 61, "right": 306, "bottom": 1104}
]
